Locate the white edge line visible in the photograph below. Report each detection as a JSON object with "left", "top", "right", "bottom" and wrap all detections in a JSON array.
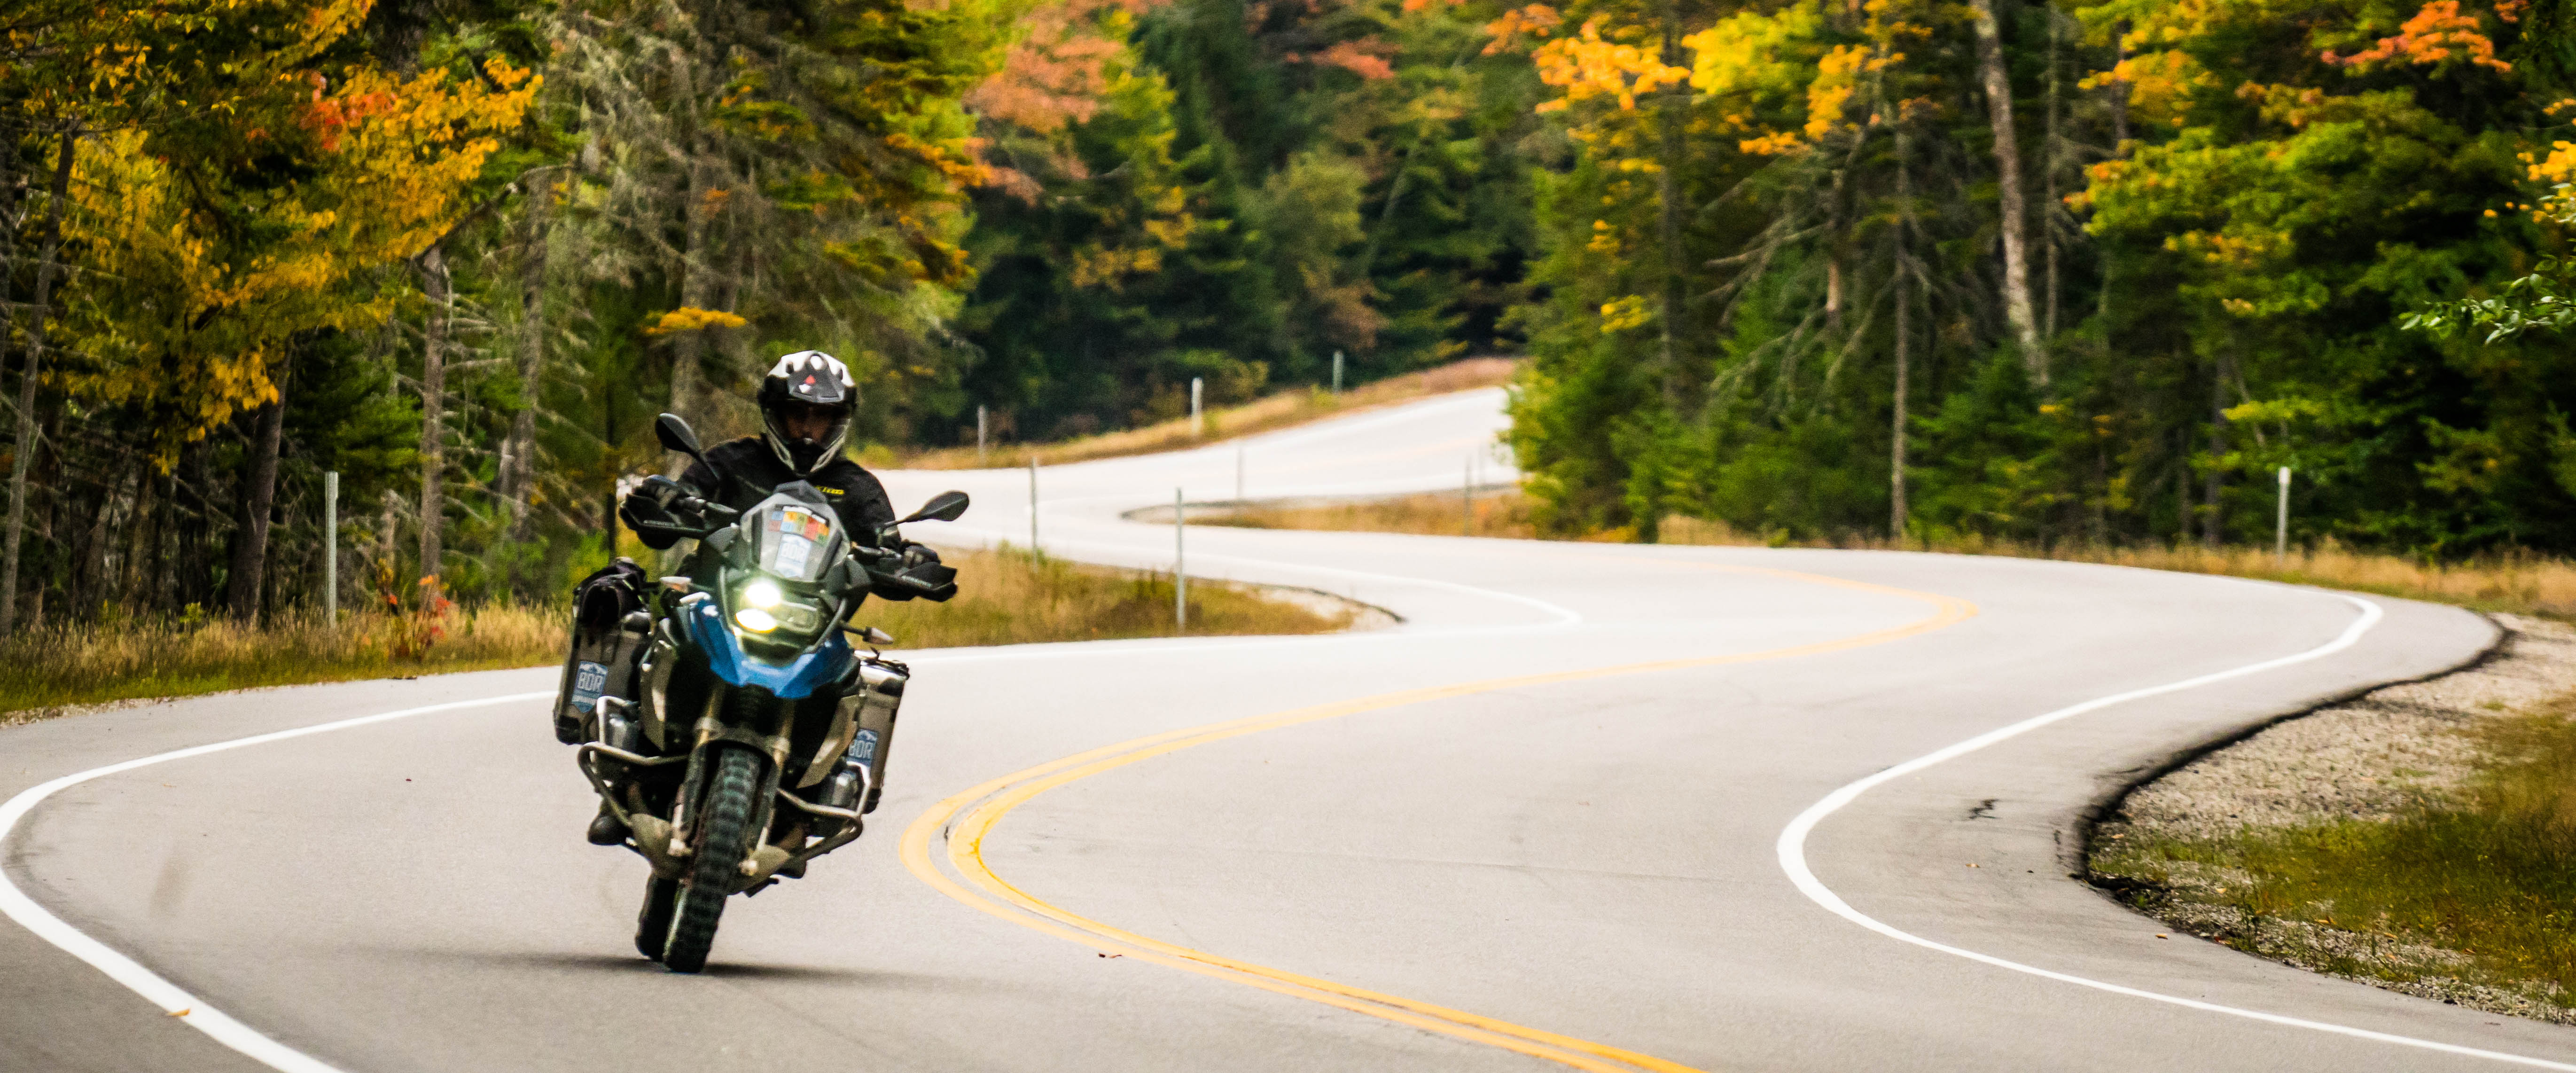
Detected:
[
  {"left": 883, "top": 386, "right": 1507, "bottom": 477},
  {"left": 1779, "top": 596, "right": 2576, "bottom": 1071},
  {"left": 0, "top": 690, "right": 556, "bottom": 1073}
]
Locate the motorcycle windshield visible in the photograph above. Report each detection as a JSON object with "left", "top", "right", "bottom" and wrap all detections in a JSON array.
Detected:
[{"left": 755, "top": 501, "right": 841, "bottom": 582}]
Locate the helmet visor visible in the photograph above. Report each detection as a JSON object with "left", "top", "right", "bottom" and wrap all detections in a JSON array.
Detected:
[{"left": 772, "top": 400, "right": 845, "bottom": 444}]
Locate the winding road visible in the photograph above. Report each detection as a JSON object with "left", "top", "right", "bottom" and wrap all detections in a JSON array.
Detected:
[{"left": 2, "top": 387, "right": 2557, "bottom": 1072}]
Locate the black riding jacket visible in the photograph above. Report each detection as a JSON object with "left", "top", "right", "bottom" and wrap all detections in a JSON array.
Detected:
[{"left": 631, "top": 436, "right": 898, "bottom": 551}]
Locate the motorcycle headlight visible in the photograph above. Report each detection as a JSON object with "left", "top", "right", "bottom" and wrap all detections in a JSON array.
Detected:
[
  {"left": 733, "top": 607, "right": 779, "bottom": 633},
  {"left": 742, "top": 580, "right": 783, "bottom": 609}
]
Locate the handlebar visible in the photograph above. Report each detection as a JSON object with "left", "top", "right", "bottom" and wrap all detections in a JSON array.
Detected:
[{"left": 624, "top": 478, "right": 954, "bottom": 602}]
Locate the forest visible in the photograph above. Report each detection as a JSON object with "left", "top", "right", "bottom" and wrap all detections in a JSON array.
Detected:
[{"left": 0, "top": 0, "right": 2569, "bottom": 633}]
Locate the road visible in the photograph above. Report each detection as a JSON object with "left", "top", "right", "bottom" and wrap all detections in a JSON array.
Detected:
[{"left": 2, "top": 386, "right": 2560, "bottom": 1072}]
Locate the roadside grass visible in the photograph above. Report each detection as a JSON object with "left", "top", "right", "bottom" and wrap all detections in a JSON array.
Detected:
[
  {"left": 2092, "top": 694, "right": 2576, "bottom": 1007},
  {"left": 1198, "top": 490, "right": 2576, "bottom": 619},
  {"left": 0, "top": 603, "right": 563, "bottom": 726},
  {"left": 892, "top": 357, "right": 1517, "bottom": 470},
  {"left": 864, "top": 544, "right": 1350, "bottom": 647},
  {"left": 0, "top": 545, "right": 1350, "bottom": 723}
]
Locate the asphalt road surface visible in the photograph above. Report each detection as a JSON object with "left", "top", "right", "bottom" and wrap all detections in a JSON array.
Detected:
[{"left": 4, "top": 387, "right": 2559, "bottom": 1072}]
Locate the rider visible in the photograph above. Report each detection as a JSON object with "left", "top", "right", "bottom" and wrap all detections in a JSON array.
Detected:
[
  {"left": 583, "top": 349, "right": 937, "bottom": 845},
  {"left": 631, "top": 350, "right": 912, "bottom": 558}
]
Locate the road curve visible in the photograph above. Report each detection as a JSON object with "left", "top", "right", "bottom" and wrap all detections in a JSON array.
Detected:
[{"left": 3, "top": 387, "right": 2558, "bottom": 1073}]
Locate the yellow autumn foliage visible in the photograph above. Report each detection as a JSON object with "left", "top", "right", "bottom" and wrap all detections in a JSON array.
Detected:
[
  {"left": 1531, "top": 17, "right": 1689, "bottom": 113},
  {"left": 644, "top": 307, "right": 755, "bottom": 336},
  {"left": 55, "top": 3, "right": 539, "bottom": 458}
]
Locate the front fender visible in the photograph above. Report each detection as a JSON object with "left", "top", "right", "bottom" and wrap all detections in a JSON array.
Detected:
[{"left": 677, "top": 598, "right": 855, "bottom": 701}]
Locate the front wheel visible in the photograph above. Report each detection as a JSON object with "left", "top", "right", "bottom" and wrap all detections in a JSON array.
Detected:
[{"left": 661, "top": 745, "right": 761, "bottom": 973}]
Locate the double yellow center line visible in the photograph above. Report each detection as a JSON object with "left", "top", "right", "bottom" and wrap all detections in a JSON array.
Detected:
[{"left": 901, "top": 561, "right": 1977, "bottom": 1071}]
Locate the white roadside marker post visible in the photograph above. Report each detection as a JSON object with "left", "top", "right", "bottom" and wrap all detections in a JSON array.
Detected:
[
  {"left": 1174, "top": 487, "right": 1187, "bottom": 632},
  {"left": 2276, "top": 466, "right": 2291, "bottom": 568},
  {"left": 1332, "top": 351, "right": 1343, "bottom": 394},
  {"left": 976, "top": 405, "right": 987, "bottom": 466},
  {"left": 1028, "top": 455, "right": 1039, "bottom": 553},
  {"left": 1190, "top": 377, "right": 1203, "bottom": 438},
  {"left": 1463, "top": 456, "right": 1473, "bottom": 537},
  {"left": 323, "top": 470, "right": 338, "bottom": 625}
]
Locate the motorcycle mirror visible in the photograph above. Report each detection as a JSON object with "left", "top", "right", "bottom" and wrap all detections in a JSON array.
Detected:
[
  {"left": 900, "top": 490, "right": 970, "bottom": 525},
  {"left": 654, "top": 413, "right": 708, "bottom": 465}
]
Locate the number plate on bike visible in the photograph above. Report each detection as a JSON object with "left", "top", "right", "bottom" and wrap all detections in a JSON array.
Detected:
[{"left": 573, "top": 660, "right": 608, "bottom": 711}]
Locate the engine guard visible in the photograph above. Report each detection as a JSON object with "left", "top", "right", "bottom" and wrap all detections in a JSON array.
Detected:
[{"left": 576, "top": 743, "right": 865, "bottom": 890}]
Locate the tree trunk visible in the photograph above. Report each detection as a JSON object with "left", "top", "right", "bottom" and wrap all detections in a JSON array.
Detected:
[
  {"left": 146, "top": 470, "right": 172, "bottom": 612},
  {"left": 416, "top": 246, "right": 452, "bottom": 598},
  {"left": 601, "top": 392, "right": 620, "bottom": 535},
  {"left": 176, "top": 443, "right": 213, "bottom": 611},
  {"left": 1967, "top": 0, "right": 2043, "bottom": 382},
  {"left": 378, "top": 488, "right": 401, "bottom": 602},
  {"left": 73, "top": 468, "right": 117, "bottom": 612},
  {"left": 225, "top": 389, "right": 289, "bottom": 622},
  {"left": 2174, "top": 427, "right": 2190, "bottom": 546},
  {"left": 2042, "top": 9, "right": 2062, "bottom": 342},
  {"left": 1656, "top": 0, "right": 1686, "bottom": 408},
  {"left": 2204, "top": 356, "right": 2229, "bottom": 548},
  {"left": 670, "top": 157, "right": 717, "bottom": 425},
  {"left": 0, "top": 130, "right": 78, "bottom": 637},
  {"left": 2109, "top": 21, "right": 2131, "bottom": 152},
  {"left": 2100, "top": 22, "right": 2130, "bottom": 333},
  {"left": 1826, "top": 256, "right": 1844, "bottom": 333},
  {"left": 1890, "top": 112, "right": 1913, "bottom": 540},
  {"left": 0, "top": 129, "right": 20, "bottom": 429},
  {"left": 122, "top": 458, "right": 156, "bottom": 606},
  {"left": 507, "top": 172, "right": 555, "bottom": 543}
]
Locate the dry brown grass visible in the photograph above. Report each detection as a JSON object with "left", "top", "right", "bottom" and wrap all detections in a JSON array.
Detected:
[
  {"left": 1200, "top": 489, "right": 1545, "bottom": 540},
  {"left": 0, "top": 546, "right": 1353, "bottom": 722},
  {"left": 0, "top": 603, "right": 566, "bottom": 725},
  {"left": 866, "top": 544, "right": 1351, "bottom": 647},
  {"left": 1202, "top": 490, "right": 2576, "bottom": 619},
  {"left": 897, "top": 357, "right": 1519, "bottom": 470}
]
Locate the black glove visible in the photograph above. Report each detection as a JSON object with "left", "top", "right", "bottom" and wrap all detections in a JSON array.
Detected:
[
  {"left": 899, "top": 543, "right": 941, "bottom": 568},
  {"left": 639, "top": 475, "right": 689, "bottom": 509}
]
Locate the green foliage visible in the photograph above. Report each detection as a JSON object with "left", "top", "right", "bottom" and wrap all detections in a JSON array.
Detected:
[
  {"left": 950, "top": 0, "right": 1545, "bottom": 444},
  {"left": 2407, "top": 256, "right": 2576, "bottom": 343},
  {"left": 0, "top": 0, "right": 1013, "bottom": 625},
  {"left": 1504, "top": 0, "right": 2576, "bottom": 558},
  {"left": 21, "top": 0, "right": 2576, "bottom": 642}
]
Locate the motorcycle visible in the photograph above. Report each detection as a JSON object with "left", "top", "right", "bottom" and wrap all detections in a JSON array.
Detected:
[{"left": 563, "top": 412, "right": 965, "bottom": 973}]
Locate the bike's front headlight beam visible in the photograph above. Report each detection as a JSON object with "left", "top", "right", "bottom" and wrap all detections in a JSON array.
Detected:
[
  {"left": 731, "top": 577, "right": 828, "bottom": 637},
  {"left": 734, "top": 579, "right": 787, "bottom": 632}
]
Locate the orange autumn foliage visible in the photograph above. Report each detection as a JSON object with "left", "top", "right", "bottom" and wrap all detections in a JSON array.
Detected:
[
  {"left": 1482, "top": 4, "right": 1562, "bottom": 55},
  {"left": 1306, "top": 39, "right": 1399, "bottom": 80},
  {"left": 968, "top": 0, "right": 1164, "bottom": 134},
  {"left": 2322, "top": 0, "right": 2511, "bottom": 73}
]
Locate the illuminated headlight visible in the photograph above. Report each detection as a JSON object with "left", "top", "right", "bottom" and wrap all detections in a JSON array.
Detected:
[
  {"left": 733, "top": 607, "right": 779, "bottom": 633},
  {"left": 742, "top": 580, "right": 784, "bottom": 609}
]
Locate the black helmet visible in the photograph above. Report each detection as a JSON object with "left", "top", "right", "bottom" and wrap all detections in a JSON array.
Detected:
[{"left": 757, "top": 350, "right": 855, "bottom": 474}]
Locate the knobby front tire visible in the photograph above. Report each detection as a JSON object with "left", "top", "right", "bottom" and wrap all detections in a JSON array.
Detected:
[{"left": 661, "top": 745, "right": 761, "bottom": 973}]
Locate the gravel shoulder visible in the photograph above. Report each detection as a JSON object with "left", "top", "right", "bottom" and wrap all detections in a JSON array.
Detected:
[{"left": 2089, "top": 613, "right": 2576, "bottom": 1024}]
